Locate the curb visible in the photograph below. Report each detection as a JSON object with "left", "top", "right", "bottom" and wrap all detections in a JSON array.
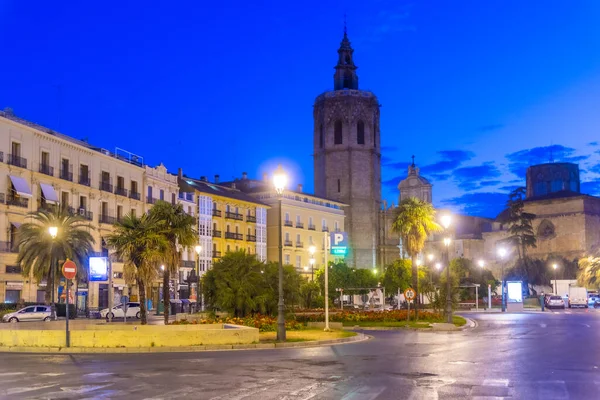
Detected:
[{"left": 0, "top": 333, "right": 368, "bottom": 354}]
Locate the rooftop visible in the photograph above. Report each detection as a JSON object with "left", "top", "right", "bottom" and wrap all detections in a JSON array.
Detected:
[
  {"left": 179, "top": 177, "right": 269, "bottom": 207},
  {"left": 0, "top": 109, "right": 145, "bottom": 168}
]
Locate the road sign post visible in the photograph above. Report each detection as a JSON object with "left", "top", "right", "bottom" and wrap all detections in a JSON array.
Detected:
[
  {"left": 62, "top": 259, "right": 77, "bottom": 348},
  {"left": 404, "top": 288, "right": 416, "bottom": 322}
]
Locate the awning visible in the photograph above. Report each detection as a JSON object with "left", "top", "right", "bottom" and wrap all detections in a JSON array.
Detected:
[
  {"left": 40, "top": 183, "right": 58, "bottom": 204},
  {"left": 9, "top": 176, "right": 32, "bottom": 197}
]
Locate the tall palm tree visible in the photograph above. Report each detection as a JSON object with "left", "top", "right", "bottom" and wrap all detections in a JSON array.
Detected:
[
  {"left": 105, "top": 213, "right": 168, "bottom": 325},
  {"left": 149, "top": 201, "right": 198, "bottom": 325},
  {"left": 16, "top": 208, "right": 95, "bottom": 306},
  {"left": 391, "top": 197, "right": 441, "bottom": 318}
]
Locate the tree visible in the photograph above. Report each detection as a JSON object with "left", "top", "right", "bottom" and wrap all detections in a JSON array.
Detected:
[
  {"left": 16, "top": 208, "right": 95, "bottom": 304},
  {"left": 299, "top": 281, "right": 321, "bottom": 309},
  {"left": 504, "top": 187, "right": 537, "bottom": 261},
  {"left": 382, "top": 259, "right": 412, "bottom": 296},
  {"left": 201, "top": 251, "right": 303, "bottom": 317},
  {"left": 578, "top": 251, "right": 600, "bottom": 289},
  {"left": 105, "top": 213, "right": 168, "bottom": 324},
  {"left": 391, "top": 197, "right": 442, "bottom": 317},
  {"left": 148, "top": 201, "right": 198, "bottom": 325}
]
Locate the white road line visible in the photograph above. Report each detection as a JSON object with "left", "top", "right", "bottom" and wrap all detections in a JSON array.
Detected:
[
  {"left": 40, "top": 372, "right": 65, "bottom": 376},
  {"left": 4, "top": 384, "right": 58, "bottom": 396},
  {"left": 84, "top": 372, "right": 113, "bottom": 377},
  {"left": 0, "top": 372, "right": 26, "bottom": 376},
  {"left": 59, "top": 384, "right": 113, "bottom": 394},
  {"left": 341, "top": 385, "right": 386, "bottom": 400},
  {"left": 537, "top": 380, "right": 568, "bottom": 399},
  {"left": 482, "top": 379, "right": 509, "bottom": 387}
]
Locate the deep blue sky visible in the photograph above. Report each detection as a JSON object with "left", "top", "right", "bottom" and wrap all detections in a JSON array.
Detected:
[{"left": 2, "top": 1, "right": 600, "bottom": 218}]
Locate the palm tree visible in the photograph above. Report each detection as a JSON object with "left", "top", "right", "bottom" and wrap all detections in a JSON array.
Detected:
[
  {"left": 16, "top": 208, "right": 95, "bottom": 307},
  {"left": 578, "top": 249, "right": 600, "bottom": 288},
  {"left": 391, "top": 197, "right": 442, "bottom": 318},
  {"left": 105, "top": 213, "right": 168, "bottom": 325},
  {"left": 149, "top": 201, "right": 198, "bottom": 325}
]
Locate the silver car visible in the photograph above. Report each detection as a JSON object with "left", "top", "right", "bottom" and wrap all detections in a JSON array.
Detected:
[
  {"left": 547, "top": 296, "right": 565, "bottom": 310},
  {"left": 2, "top": 305, "right": 52, "bottom": 323}
]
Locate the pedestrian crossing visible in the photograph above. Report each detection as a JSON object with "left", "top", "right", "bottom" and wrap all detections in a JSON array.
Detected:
[{"left": 1, "top": 370, "right": 600, "bottom": 399}]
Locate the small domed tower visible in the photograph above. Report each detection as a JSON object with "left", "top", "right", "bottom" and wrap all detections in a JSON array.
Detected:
[{"left": 313, "top": 29, "right": 381, "bottom": 269}]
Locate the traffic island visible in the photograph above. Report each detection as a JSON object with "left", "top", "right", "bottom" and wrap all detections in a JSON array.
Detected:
[{"left": 0, "top": 323, "right": 258, "bottom": 351}]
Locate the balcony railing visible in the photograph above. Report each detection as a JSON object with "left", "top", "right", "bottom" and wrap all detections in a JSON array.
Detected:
[
  {"left": 5, "top": 265, "right": 21, "bottom": 274},
  {"left": 115, "top": 187, "right": 128, "bottom": 197},
  {"left": 225, "top": 232, "right": 243, "bottom": 240},
  {"left": 39, "top": 163, "right": 54, "bottom": 176},
  {"left": 284, "top": 221, "right": 293, "bottom": 227},
  {"left": 100, "top": 181, "right": 113, "bottom": 193},
  {"left": 181, "top": 260, "right": 196, "bottom": 269},
  {"left": 99, "top": 214, "right": 117, "bottom": 224},
  {"left": 212, "top": 230, "right": 222, "bottom": 238},
  {"left": 322, "top": 226, "right": 329, "bottom": 232},
  {"left": 7, "top": 196, "right": 28, "bottom": 208},
  {"left": 79, "top": 175, "right": 91, "bottom": 186},
  {"left": 0, "top": 241, "right": 17, "bottom": 253},
  {"left": 246, "top": 215, "right": 257, "bottom": 223},
  {"left": 59, "top": 168, "right": 73, "bottom": 182},
  {"left": 212, "top": 209, "right": 222, "bottom": 217},
  {"left": 8, "top": 154, "right": 27, "bottom": 168},
  {"left": 225, "top": 212, "right": 244, "bottom": 221},
  {"left": 212, "top": 251, "right": 222, "bottom": 258},
  {"left": 296, "top": 222, "right": 304, "bottom": 229},
  {"left": 308, "top": 224, "right": 316, "bottom": 230},
  {"left": 296, "top": 242, "right": 304, "bottom": 248},
  {"left": 129, "top": 191, "right": 140, "bottom": 200},
  {"left": 247, "top": 234, "right": 256, "bottom": 242},
  {"left": 284, "top": 240, "right": 293, "bottom": 247},
  {"left": 146, "top": 196, "right": 157, "bottom": 204},
  {"left": 73, "top": 208, "right": 94, "bottom": 221}
]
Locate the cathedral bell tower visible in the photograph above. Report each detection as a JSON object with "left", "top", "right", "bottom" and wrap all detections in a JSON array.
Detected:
[{"left": 313, "top": 29, "right": 382, "bottom": 269}]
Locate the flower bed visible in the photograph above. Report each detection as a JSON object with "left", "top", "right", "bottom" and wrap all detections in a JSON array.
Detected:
[
  {"left": 294, "top": 310, "right": 444, "bottom": 323},
  {"left": 171, "top": 314, "right": 305, "bottom": 332}
]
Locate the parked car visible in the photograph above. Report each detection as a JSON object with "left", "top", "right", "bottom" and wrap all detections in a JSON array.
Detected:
[
  {"left": 2, "top": 305, "right": 51, "bottom": 323},
  {"left": 546, "top": 296, "right": 565, "bottom": 309},
  {"left": 100, "top": 302, "right": 141, "bottom": 319},
  {"left": 588, "top": 295, "right": 600, "bottom": 307}
]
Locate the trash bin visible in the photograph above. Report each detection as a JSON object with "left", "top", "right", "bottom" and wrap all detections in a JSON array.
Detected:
[{"left": 170, "top": 299, "right": 182, "bottom": 315}]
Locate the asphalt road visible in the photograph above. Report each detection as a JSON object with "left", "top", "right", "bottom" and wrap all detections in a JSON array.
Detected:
[{"left": 1, "top": 310, "right": 600, "bottom": 399}]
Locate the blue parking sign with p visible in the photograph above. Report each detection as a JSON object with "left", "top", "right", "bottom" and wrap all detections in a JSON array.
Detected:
[{"left": 330, "top": 232, "right": 348, "bottom": 256}]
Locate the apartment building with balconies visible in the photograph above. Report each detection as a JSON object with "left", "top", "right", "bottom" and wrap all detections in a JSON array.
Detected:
[
  {"left": 220, "top": 173, "right": 346, "bottom": 278},
  {"left": 0, "top": 110, "right": 181, "bottom": 311}
]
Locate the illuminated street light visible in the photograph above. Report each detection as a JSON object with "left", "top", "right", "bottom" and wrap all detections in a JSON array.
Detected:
[
  {"left": 441, "top": 215, "right": 452, "bottom": 230},
  {"left": 48, "top": 226, "right": 58, "bottom": 239},
  {"left": 194, "top": 245, "right": 202, "bottom": 255},
  {"left": 497, "top": 247, "right": 507, "bottom": 312},
  {"left": 441, "top": 213, "right": 453, "bottom": 324},
  {"left": 435, "top": 262, "right": 441, "bottom": 270},
  {"left": 552, "top": 263, "right": 559, "bottom": 294},
  {"left": 427, "top": 254, "right": 434, "bottom": 262},
  {"left": 161, "top": 265, "right": 165, "bottom": 271},
  {"left": 478, "top": 259, "right": 485, "bottom": 268}
]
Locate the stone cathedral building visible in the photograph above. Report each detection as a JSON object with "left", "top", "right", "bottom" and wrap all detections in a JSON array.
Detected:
[{"left": 313, "top": 30, "right": 381, "bottom": 269}]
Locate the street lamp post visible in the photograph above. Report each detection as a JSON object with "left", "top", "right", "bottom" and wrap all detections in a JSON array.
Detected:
[
  {"left": 195, "top": 245, "right": 202, "bottom": 311},
  {"left": 497, "top": 248, "right": 507, "bottom": 312},
  {"left": 273, "top": 165, "right": 288, "bottom": 342},
  {"left": 48, "top": 226, "right": 58, "bottom": 320},
  {"left": 552, "top": 263, "right": 558, "bottom": 294},
  {"left": 441, "top": 215, "right": 452, "bottom": 324}
]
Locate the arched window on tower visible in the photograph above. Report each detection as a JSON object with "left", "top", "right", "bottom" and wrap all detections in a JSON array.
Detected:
[
  {"left": 357, "top": 120, "right": 365, "bottom": 145},
  {"left": 319, "top": 124, "right": 324, "bottom": 148},
  {"left": 334, "top": 120, "right": 343, "bottom": 144}
]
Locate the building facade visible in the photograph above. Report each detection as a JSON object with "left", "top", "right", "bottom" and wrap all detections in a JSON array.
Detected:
[
  {"left": 0, "top": 110, "right": 183, "bottom": 310},
  {"left": 221, "top": 175, "right": 346, "bottom": 279},
  {"left": 178, "top": 174, "right": 268, "bottom": 282},
  {"left": 313, "top": 31, "right": 381, "bottom": 269}
]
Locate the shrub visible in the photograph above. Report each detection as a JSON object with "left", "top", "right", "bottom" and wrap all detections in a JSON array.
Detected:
[
  {"left": 294, "top": 310, "right": 445, "bottom": 323},
  {"left": 171, "top": 314, "right": 305, "bottom": 332}
]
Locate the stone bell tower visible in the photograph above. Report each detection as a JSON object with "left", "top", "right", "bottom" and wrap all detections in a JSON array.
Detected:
[{"left": 313, "top": 28, "right": 382, "bottom": 269}]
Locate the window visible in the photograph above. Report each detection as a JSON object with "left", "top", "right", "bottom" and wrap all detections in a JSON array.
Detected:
[
  {"left": 171, "top": 193, "right": 176, "bottom": 205},
  {"left": 101, "top": 201, "right": 108, "bottom": 216},
  {"left": 285, "top": 212, "right": 290, "bottom": 222},
  {"left": 160, "top": 189, "right": 164, "bottom": 201},
  {"left": 147, "top": 186, "right": 153, "bottom": 199},
  {"left": 41, "top": 151, "right": 49, "bottom": 166},
  {"left": 296, "top": 255, "right": 301, "bottom": 269},
  {"left": 117, "top": 205, "right": 123, "bottom": 220},
  {"left": 309, "top": 217, "right": 313, "bottom": 226},
  {"left": 226, "top": 224, "right": 231, "bottom": 232},
  {"left": 319, "top": 124, "right": 324, "bottom": 148},
  {"left": 296, "top": 215, "right": 301, "bottom": 223},
  {"left": 284, "top": 254, "right": 290, "bottom": 265},
  {"left": 227, "top": 245, "right": 231, "bottom": 252},
  {"left": 5, "top": 290, "right": 20, "bottom": 303},
  {"left": 309, "top": 235, "right": 313, "bottom": 244},
  {"left": 296, "top": 234, "right": 301, "bottom": 243},
  {"left": 334, "top": 120, "right": 343, "bottom": 144},
  {"left": 131, "top": 208, "right": 136, "bottom": 217},
  {"left": 117, "top": 176, "right": 125, "bottom": 190},
  {"left": 80, "top": 164, "right": 89, "bottom": 184},
  {"left": 285, "top": 232, "right": 290, "bottom": 241},
  {"left": 131, "top": 180, "right": 138, "bottom": 194},
  {"left": 322, "top": 218, "right": 327, "bottom": 228},
  {"left": 337, "top": 179, "right": 341, "bottom": 193},
  {"left": 334, "top": 221, "right": 339, "bottom": 231},
  {"left": 11, "top": 142, "right": 21, "bottom": 157},
  {"left": 235, "top": 226, "right": 239, "bottom": 234},
  {"left": 61, "top": 191, "right": 69, "bottom": 208},
  {"left": 357, "top": 120, "right": 365, "bottom": 144},
  {"left": 79, "top": 196, "right": 87, "bottom": 210}
]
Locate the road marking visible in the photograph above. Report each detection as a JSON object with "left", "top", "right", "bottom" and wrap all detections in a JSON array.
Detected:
[
  {"left": 341, "top": 385, "right": 386, "bottom": 400},
  {"left": 540, "top": 323, "right": 547, "bottom": 328},
  {"left": 40, "top": 372, "right": 65, "bottom": 376},
  {"left": 4, "top": 384, "right": 58, "bottom": 395},
  {"left": 60, "top": 384, "right": 113, "bottom": 394},
  {"left": 0, "top": 372, "right": 26, "bottom": 376},
  {"left": 537, "top": 380, "right": 568, "bottom": 399},
  {"left": 84, "top": 372, "right": 113, "bottom": 377},
  {"left": 582, "top": 324, "right": 591, "bottom": 328},
  {"left": 482, "top": 379, "right": 509, "bottom": 387}
]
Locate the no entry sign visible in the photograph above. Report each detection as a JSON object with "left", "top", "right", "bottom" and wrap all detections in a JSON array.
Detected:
[
  {"left": 62, "top": 259, "right": 77, "bottom": 280},
  {"left": 404, "top": 288, "right": 416, "bottom": 301}
]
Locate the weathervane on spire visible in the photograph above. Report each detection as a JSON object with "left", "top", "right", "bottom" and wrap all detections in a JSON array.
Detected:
[
  {"left": 411, "top": 155, "right": 415, "bottom": 167},
  {"left": 344, "top": 13, "right": 347, "bottom": 36}
]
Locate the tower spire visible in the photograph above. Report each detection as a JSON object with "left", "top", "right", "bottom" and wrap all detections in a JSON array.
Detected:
[{"left": 333, "top": 19, "right": 359, "bottom": 90}]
